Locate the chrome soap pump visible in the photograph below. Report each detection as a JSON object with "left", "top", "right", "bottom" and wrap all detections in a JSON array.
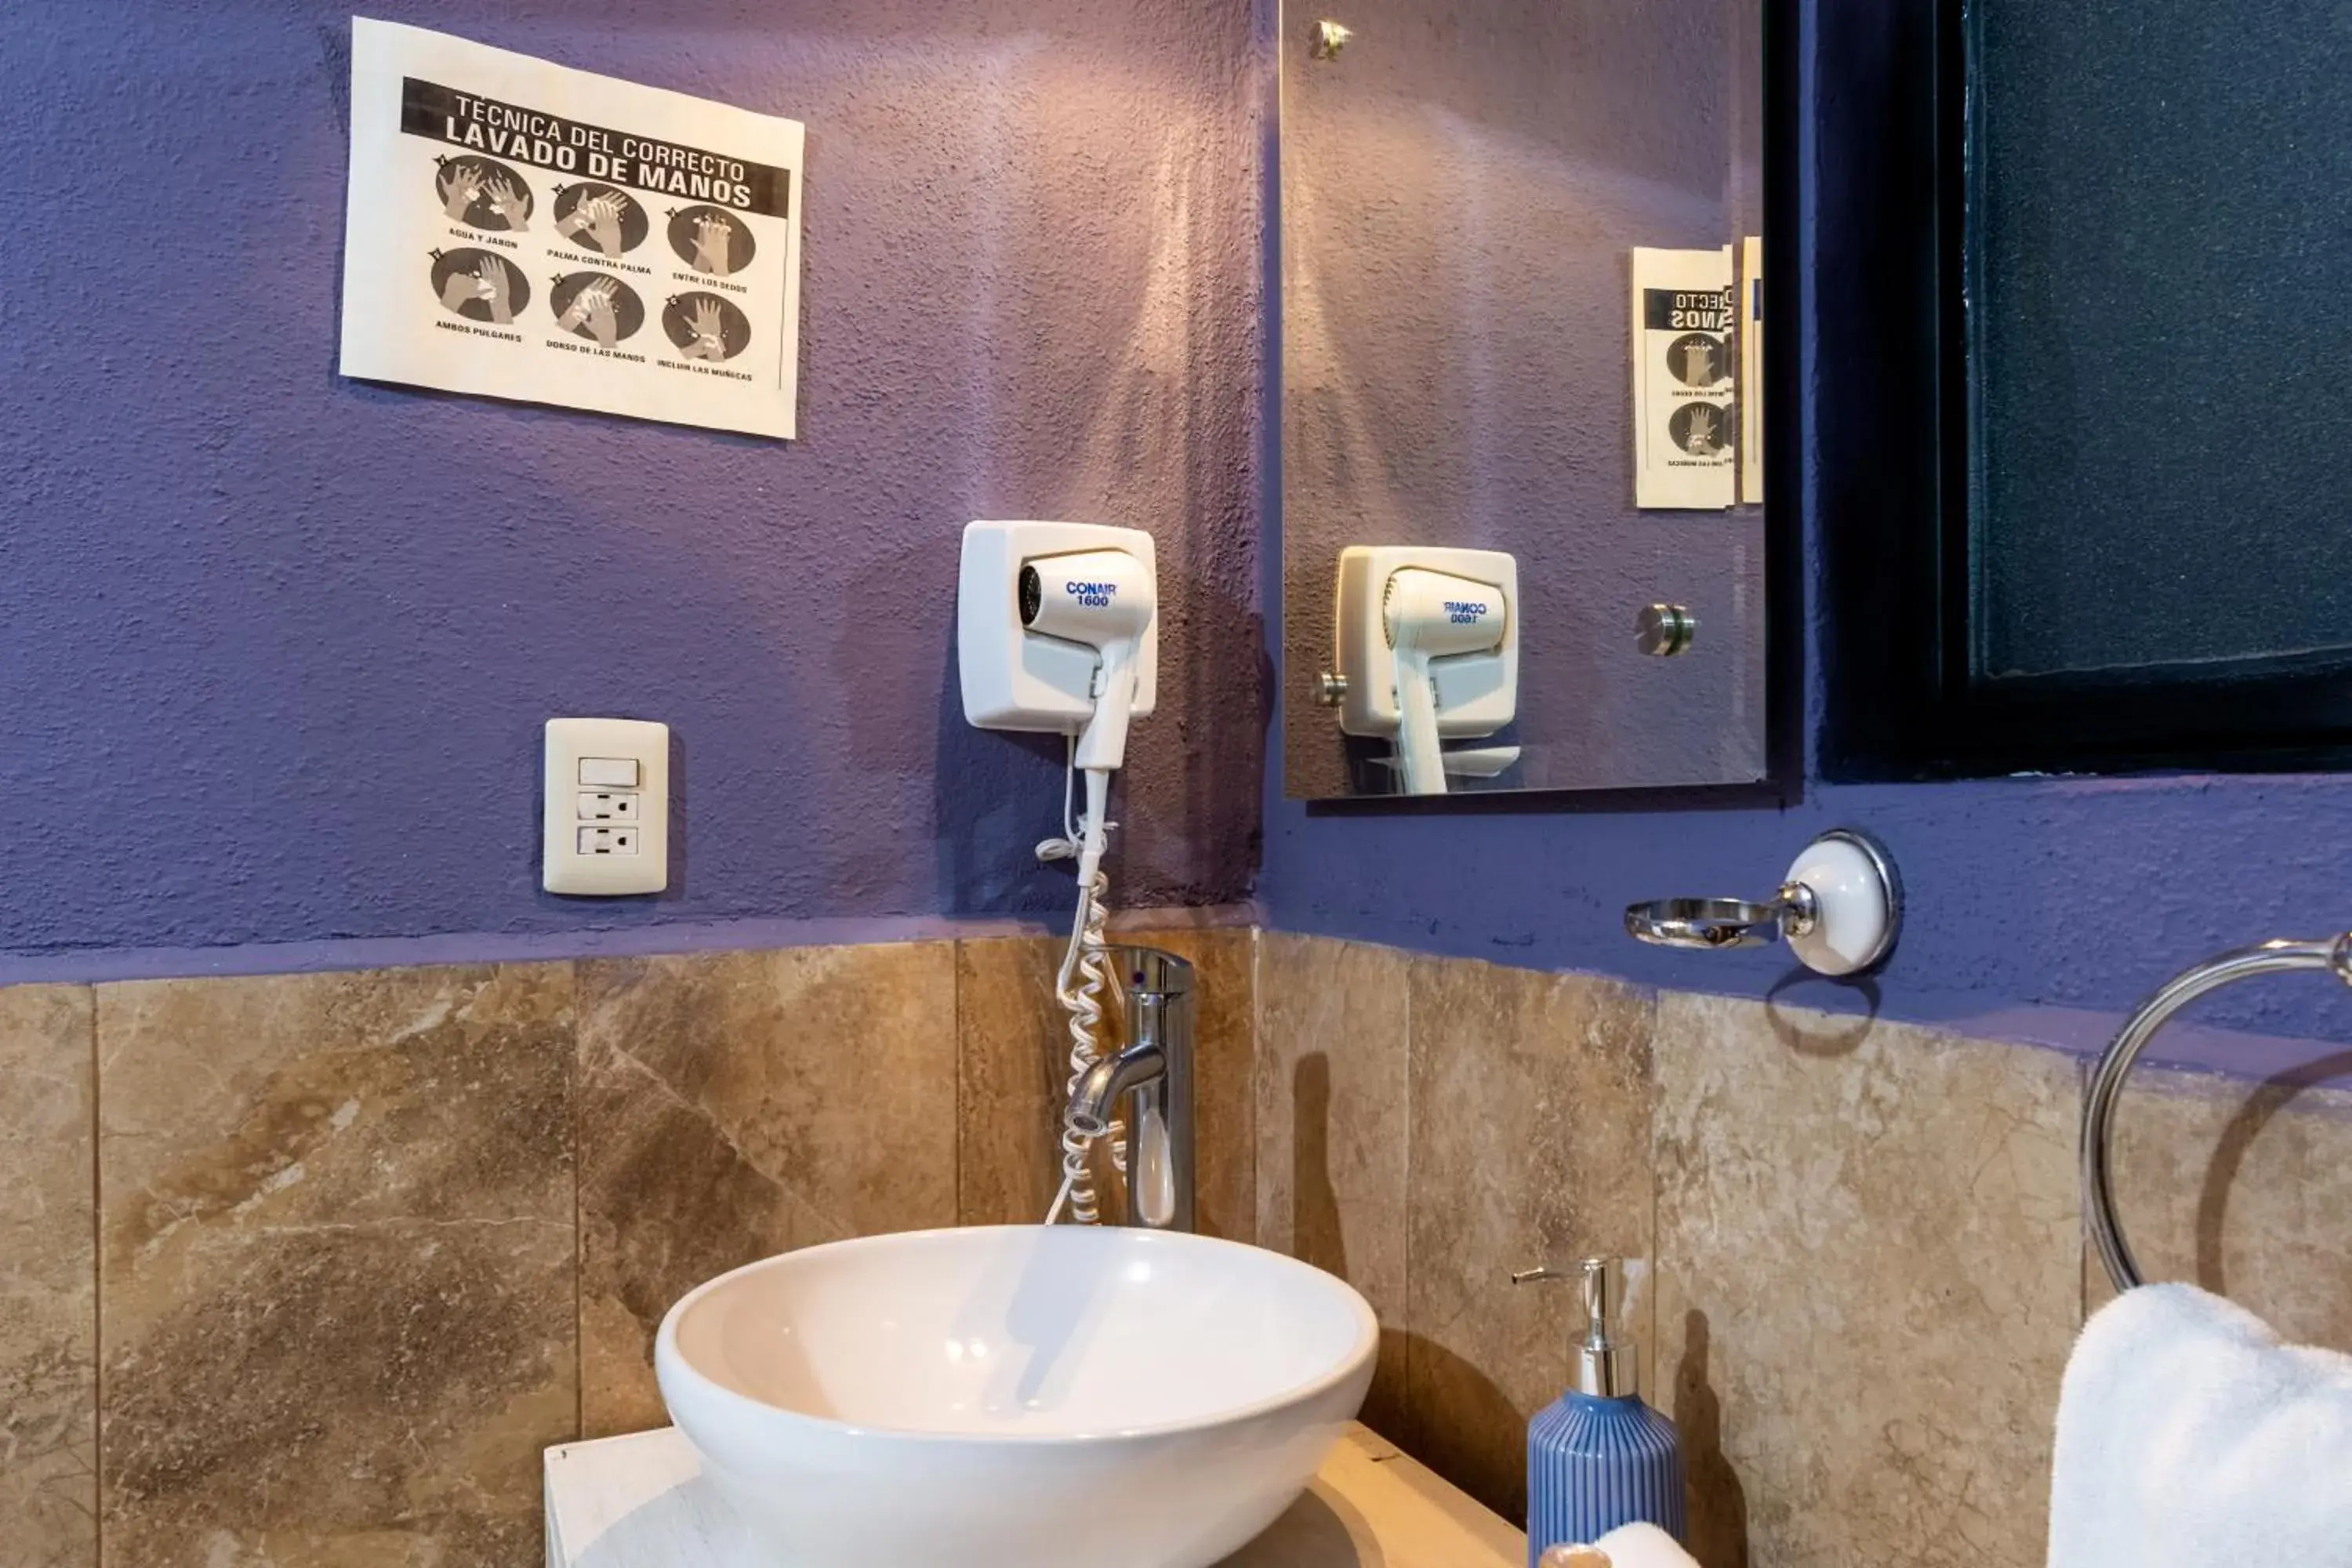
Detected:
[{"left": 1513, "top": 1258, "right": 1686, "bottom": 1560}]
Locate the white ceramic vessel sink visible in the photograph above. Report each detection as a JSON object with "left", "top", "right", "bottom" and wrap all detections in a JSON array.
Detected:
[{"left": 655, "top": 1225, "right": 1378, "bottom": 1568}]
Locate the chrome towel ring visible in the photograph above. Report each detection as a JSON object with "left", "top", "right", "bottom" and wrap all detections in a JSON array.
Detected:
[{"left": 2084, "top": 935, "right": 2352, "bottom": 1292}]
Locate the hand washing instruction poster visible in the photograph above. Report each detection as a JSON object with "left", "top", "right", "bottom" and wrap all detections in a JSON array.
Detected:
[
  {"left": 338, "top": 18, "right": 804, "bottom": 439},
  {"left": 1631, "top": 245, "right": 1736, "bottom": 510}
]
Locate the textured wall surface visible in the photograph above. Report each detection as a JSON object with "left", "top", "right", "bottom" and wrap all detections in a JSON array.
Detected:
[
  {"left": 8, "top": 0, "right": 2349, "bottom": 1070},
  {"left": 1265, "top": 775, "right": 2352, "bottom": 1065},
  {"left": 0, "top": 0, "right": 1263, "bottom": 962},
  {"left": 1263, "top": 0, "right": 2352, "bottom": 1069}
]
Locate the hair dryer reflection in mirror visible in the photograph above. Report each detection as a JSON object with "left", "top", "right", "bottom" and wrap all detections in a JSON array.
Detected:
[{"left": 1332, "top": 546, "right": 1520, "bottom": 796}]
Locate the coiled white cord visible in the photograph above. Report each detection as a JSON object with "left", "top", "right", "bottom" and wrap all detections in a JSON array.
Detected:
[{"left": 1036, "top": 750, "right": 1122, "bottom": 1225}]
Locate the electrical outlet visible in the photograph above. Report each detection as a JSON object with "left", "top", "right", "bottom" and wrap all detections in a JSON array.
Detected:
[
  {"left": 544, "top": 718, "right": 668, "bottom": 895},
  {"left": 577, "top": 791, "right": 641, "bottom": 823},
  {"left": 576, "top": 826, "right": 640, "bottom": 855}
]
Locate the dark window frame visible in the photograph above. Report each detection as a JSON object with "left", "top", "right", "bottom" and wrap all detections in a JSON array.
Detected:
[{"left": 1816, "top": 0, "right": 2352, "bottom": 782}]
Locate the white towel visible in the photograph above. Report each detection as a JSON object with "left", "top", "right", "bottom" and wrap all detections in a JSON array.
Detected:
[
  {"left": 2049, "top": 1283, "right": 2352, "bottom": 1568},
  {"left": 1592, "top": 1523, "right": 1699, "bottom": 1568}
]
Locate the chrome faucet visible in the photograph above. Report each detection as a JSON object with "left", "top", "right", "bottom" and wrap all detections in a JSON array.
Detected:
[{"left": 1063, "top": 946, "right": 1196, "bottom": 1232}]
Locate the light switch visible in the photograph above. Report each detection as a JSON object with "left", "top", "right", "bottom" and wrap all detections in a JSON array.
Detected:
[
  {"left": 579, "top": 757, "right": 639, "bottom": 787},
  {"left": 544, "top": 719, "right": 669, "bottom": 895}
]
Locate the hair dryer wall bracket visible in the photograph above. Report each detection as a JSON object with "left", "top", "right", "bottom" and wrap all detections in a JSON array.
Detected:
[{"left": 958, "top": 521, "right": 1160, "bottom": 762}]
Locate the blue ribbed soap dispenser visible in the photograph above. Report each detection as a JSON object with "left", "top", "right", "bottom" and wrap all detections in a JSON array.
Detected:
[{"left": 1515, "top": 1258, "right": 1686, "bottom": 1560}]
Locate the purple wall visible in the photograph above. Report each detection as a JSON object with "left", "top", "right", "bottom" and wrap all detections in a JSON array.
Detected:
[
  {"left": 12, "top": 0, "right": 2350, "bottom": 1076},
  {"left": 1261, "top": 0, "right": 2352, "bottom": 1074},
  {"left": 0, "top": 0, "right": 1264, "bottom": 965}
]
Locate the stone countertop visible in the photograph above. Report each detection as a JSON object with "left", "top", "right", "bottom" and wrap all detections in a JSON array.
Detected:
[{"left": 545, "top": 1422, "right": 1526, "bottom": 1566}]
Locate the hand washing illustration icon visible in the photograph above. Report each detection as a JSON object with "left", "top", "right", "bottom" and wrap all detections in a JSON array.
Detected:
[
  {"left": 428, "top": 248, "right": 528, "bottom": 325},
  {"left": 552, "top": 182, "right": 647, "bottom": 258},
  {"left": 668, "top": 204, "right": 757, "bottom": 276},
  {"left": 1669, "top": 401, "right": 1730, "bottom": 458},
  {"left": 662, "top": 292, "right": 751, "bottom": 361},
  {"left": 551, "top": 272, "right": 644, "bottom": 347},
  {"left": 1666, "top": 331, "right": 1725, "bottom": 388},
  {"left": 434, "top": 154, "right": 533, "bottom": 231}
]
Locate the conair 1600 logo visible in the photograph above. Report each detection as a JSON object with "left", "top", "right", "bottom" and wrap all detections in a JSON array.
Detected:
[
  {"left": 1065, "top": 580, "right": 1119, "bottom": 608},
  {"left": 1443, "top": 599, "right": 1490, "bottom": 625}
]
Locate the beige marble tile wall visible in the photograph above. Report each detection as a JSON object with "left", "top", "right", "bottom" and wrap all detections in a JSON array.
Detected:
[
  {"left": 5, "top": 927, "right": 2347, "bottom": 1568},
  {"left": 1254, "top": 935, "right": 1659, "bottom": 1510},
  {"left": 0, "top": 985, "right": 95, "bottom": 1567},
  {"left": 97, "top": 964, "right": 579, "bottom": 1566},
  {"left": 1650, "top": 993, "right": 2079, "bottom": 1568},
  {"left": 0, "top": 927, "right": 1254, "bottom": 1568},
  {"left": 1254, "top": 935, "right": 2352, "bottom": 1568}
]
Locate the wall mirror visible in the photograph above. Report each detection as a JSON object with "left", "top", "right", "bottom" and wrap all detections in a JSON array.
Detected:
[{"left": 1279, "top": 1, "right": 1781, "bottom": 801}]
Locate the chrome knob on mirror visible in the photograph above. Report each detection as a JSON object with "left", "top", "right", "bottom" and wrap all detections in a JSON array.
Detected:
[{"left": 1635, "top": 603, "right": 1698, "bottom": 657}]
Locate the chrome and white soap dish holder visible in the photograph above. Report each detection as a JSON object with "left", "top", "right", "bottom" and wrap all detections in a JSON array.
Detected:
[{"left": 1624, "top": 828, "right": 1903, "bottom": 978}]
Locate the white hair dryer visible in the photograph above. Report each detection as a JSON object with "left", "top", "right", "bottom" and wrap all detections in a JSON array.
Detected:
[
  {"left": 1018, "top": 547, "right": 1156, "bottom": 771},
  {"left": 1333, "top": 546, "right": 1519, "bottom": 796}
]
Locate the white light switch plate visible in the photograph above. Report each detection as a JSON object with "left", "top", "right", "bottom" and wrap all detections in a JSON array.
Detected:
[{"left": 543, "top": 718, "right": 669, "bottom": 895}]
